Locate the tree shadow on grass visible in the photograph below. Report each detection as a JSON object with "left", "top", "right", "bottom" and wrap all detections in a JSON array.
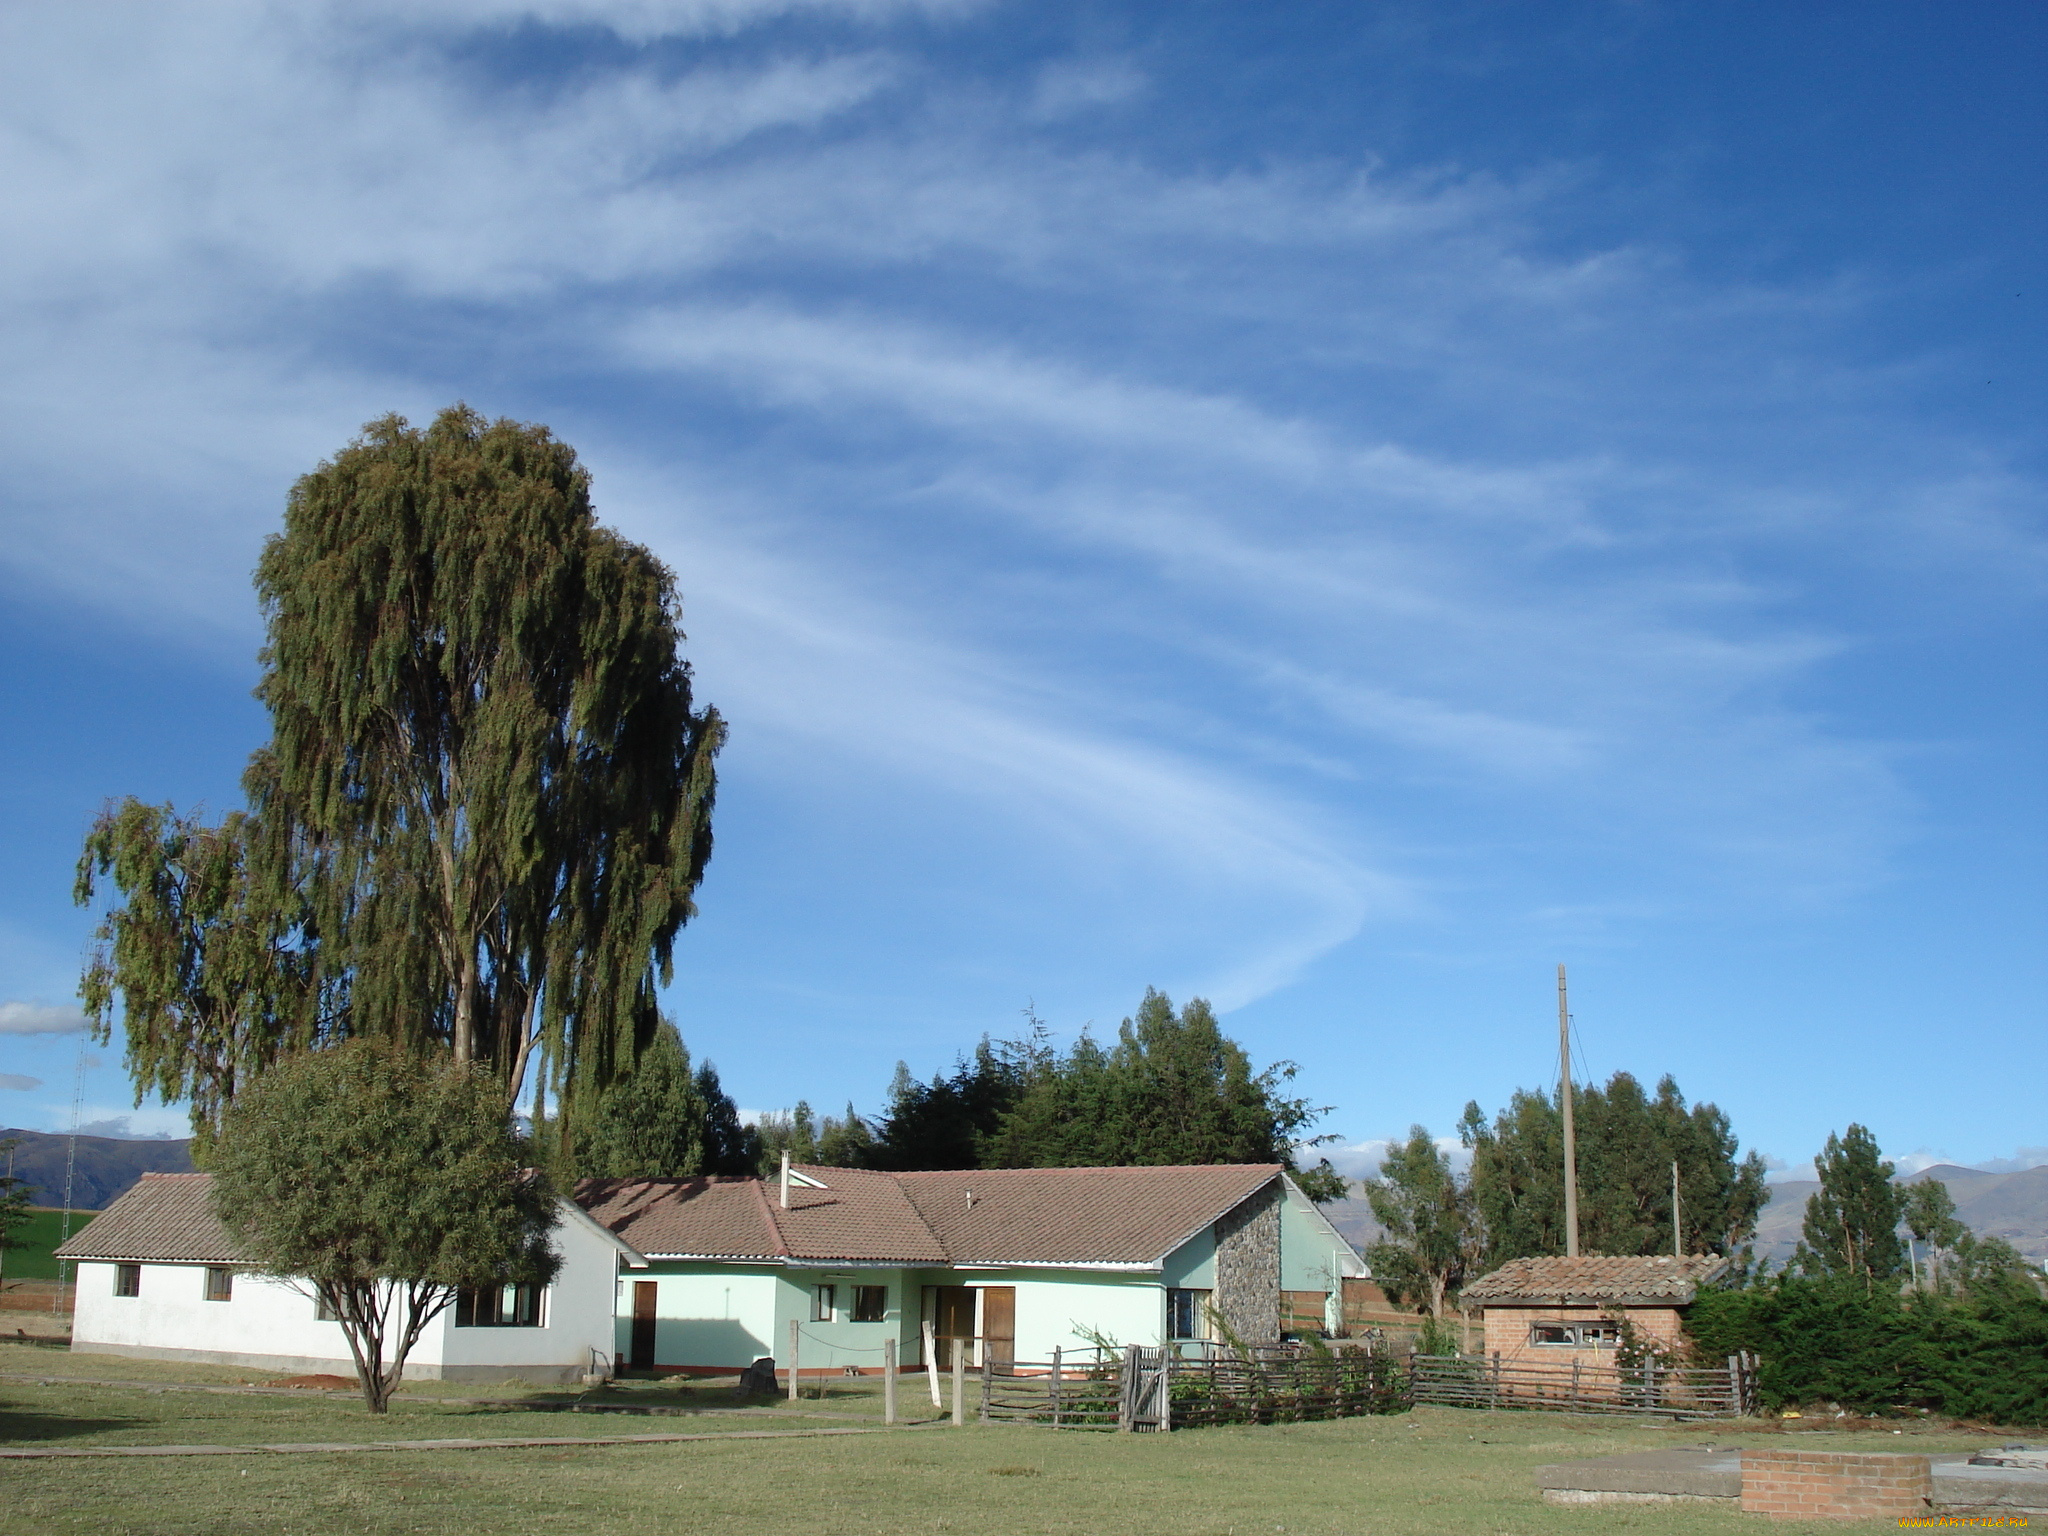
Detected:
[{"left": 0, "top": 1404, "right": 147, "bottom": 1444}]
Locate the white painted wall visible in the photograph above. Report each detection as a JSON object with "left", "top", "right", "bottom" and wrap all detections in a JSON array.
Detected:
[{"left": 69, "top": 1199, "right": 627, "bottom": 1384}]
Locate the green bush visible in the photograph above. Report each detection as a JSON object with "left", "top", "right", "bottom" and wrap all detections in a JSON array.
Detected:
[{"left": 1687, "top": 1274, "right": 2048, "bottom": 1424}]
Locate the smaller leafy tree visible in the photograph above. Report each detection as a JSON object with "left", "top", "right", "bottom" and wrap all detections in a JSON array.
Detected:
[
  {"left": 1364, "top": 1127, "right": 1479, "bottom": 1322},
  {"left": 0, "top": 1138, "right": 31, "bottom": 1270},
  {"left": 209, "top": 1043, "right": 559, "bottom": 1413},
  {"left": 1901, "top": 1179, "right": 1966, "bottom": 1291},
  {"left": 1798, "top": 1124, "right": 1905, "bottom": 1287}
]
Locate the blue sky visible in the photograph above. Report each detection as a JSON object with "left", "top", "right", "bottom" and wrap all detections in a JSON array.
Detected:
[{"left": 1, "top": 1, "right": 2042, "bottom": 1185}]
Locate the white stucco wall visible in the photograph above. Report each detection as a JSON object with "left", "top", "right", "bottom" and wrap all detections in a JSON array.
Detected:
[{"left": 69, "top": 1198, "right": 627, "bottom": 1385}]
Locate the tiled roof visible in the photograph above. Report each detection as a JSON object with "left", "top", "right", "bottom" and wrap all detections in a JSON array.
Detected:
[
  {"left": 898, "top": 1165, "right": 1284, "bottom": 1266},
  {"left": 575, "top": 1163, "right": 1286, "bottom": 1269},
  {"left": 52, "top": 1173, "right": 245, "bottom": 1264},
  {"left": 1459, "top": 1254, "right": 1728, "bottom": 1305},
  {"left": 576, "top": 1170, "right": 949, "bottom": 1265}
]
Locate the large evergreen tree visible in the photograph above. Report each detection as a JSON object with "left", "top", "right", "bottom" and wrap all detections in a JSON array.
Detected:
[
  {"left": 864, "top": 991, "right": 1346, "bottom": 1198},
  {"left": 77, "top": 407, "right": 723, "bottom": 1142},
  {"left": 1799, "top": 1123, "right": 1906, "bottom": 1285},
  {"left": 1460, "top": 1071, "right": 1766, "bottom": 1265},
  {"left": 567, "top": 1018, "right": 756, "bottom": 1178}
]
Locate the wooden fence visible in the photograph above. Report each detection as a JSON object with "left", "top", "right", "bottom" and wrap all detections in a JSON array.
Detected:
[
  {"left": 979, "top": 1341, "right": 1411, "bottom": 1432},
  {"left": 1408, "top": 1351, "right": 1758, "bottom": 1420}
]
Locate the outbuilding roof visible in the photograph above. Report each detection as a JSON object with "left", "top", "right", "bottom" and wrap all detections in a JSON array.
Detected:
[
  {"left": 1459, "top": 1254, "right": 1728, "bottom": 1306},
  {"left": 575, "top": 1163, "right": 1289, "bottom": 1269},
  {"left": 52, "top": 1173, "right": 241, "bottom": 1264}
]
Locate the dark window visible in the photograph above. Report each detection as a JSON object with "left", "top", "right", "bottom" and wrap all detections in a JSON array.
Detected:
[
  {"left": 315, "top": 1292, "right": 338, "bottom": 1322},
  {"left": 1530, "top": 1323, "right": 1574, "bottom": 1346},
  {"left": 1167, "top": 1288, "right": 1211, "bottom": 1340},
  {"left": 852, "top": 1285, "right": 887, "bottom": 1322},
  {"left": 454, "top": 1283, "right": 546, "bottom": 1328},
  {"left": 114, "top": 1263, "right": 141, "bottom": 1298},
  {"left": 1579, "top": 1322, "right": 1621, "bottom": 1347},
  {"left": 1530, "top": 1321, "right": 1619, "bottom": 1347},
  {"left": 812, "top": 1284, "right": 836, "bottom": 1323},
  {"left": 204, "top": 1266, "right": 234, "bottom": 1302}
]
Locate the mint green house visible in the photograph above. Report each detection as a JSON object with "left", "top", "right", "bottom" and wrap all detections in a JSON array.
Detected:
[{"left": 575, "top": 1163, "right": 1365, "bottom": 1376}]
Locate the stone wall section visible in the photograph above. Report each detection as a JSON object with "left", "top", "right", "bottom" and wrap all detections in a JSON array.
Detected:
[
  {"left": 1740, "top": 1450, "right": 1933, "bottom": 1519},
  {"left": 1212, "top": 1182, "right": 1282, "bottom": 1345}
]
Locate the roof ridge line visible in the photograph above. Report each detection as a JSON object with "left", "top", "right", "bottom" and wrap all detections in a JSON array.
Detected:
[{"left": 747, "top": 1175, "right": 792, "bottom": 1258}]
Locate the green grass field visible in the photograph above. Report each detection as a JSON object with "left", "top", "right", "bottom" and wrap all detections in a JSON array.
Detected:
[
  {"left": 1, "top": 1209, "right": 96, "bottom": 1284},
  {"left": 0, "top": 1342, "right": 2004, "bottom": 1536}
]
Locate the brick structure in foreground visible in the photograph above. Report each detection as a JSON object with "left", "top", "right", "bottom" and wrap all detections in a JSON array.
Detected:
[{"left": 1740, "top": 1449, "right": 1933, "bottom": 1519}]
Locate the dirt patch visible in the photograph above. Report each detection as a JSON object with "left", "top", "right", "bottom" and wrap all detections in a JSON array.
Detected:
[{"left": 268, "top": 1373, "right": 359, "bottom": 1391}]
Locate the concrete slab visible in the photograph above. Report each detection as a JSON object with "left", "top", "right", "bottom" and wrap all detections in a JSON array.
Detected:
[{"left": 1540, "top": 1446, "right": 2048, "bottom": 1514}]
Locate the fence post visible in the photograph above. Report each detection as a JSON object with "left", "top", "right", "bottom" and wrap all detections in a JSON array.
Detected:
[
  {"left": 1117, "top": 1343, "right": 1137, "bottom": 1432},
  {"left": 980, "top": 1350, "right": 993, "bottom": 1424},
  {"left": 922, "top": 1320, "right": 942, "bottom": 1407},
  {"left": 1051, "top": 1346, "right": 1062, "bottom": 1428},
  {"left": 952, "top": 1347, "right": 966, "bottom": 1426},
  {"left": 788, "top": 1318, "right": 800, "bottom": 1403},
  {"left": 1570, "top": 1357, "right": 1580, "bottom": 1414},
  {"left": 1491, "top": 1350, "right": 1501, "bottom": 1410},
  {"left": 883, "top": 1337, "right": 897, "bottom": 1425}
]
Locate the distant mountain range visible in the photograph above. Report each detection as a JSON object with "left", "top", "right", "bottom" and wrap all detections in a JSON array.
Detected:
[
  {"left": 1321, "top": 1163, "right": 2048, "bottom": 1269},
  {"left": 0, "top": 1127, "right": 194, "bottom": 1211}
]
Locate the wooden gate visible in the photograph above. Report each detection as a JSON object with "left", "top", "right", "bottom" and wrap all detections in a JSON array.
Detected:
[{"left": 1119, "top": 1345, "right": 1171, "bottom": 1432}]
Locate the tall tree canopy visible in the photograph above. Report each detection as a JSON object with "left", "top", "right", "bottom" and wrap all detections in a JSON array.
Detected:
[
  {"left": 77, "top": 407, "right": 723, "bottom": 1140},
  {"left": 1459, "top": 1071, "right": 1767, "bottom": 1264},
  {"left": 566, "top": 1018, "right": 756, "bottom": 1179},
  {"left": 1799, "top": 1123, "right": 1906, "bottom": 1285},
  {"left": 209, "top": 1042, "right": 559, "bottom": 1413},
  {"left": 857, "top": 991, "right": 1346, "bottom": 1199}
]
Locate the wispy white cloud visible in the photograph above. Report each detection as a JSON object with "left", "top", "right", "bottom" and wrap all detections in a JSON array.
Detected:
[{"left": 0, "top": 1003, "right": 89, "bottom": 1036}]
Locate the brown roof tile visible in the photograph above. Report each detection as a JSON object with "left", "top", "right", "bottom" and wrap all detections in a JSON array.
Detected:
[
  {"left": 574, "top": 1163, "right": 1286, "bottom": 1268},
  {"left": 898, "top": 1164, "right": 1283, "bottom": 1266},
  {"left": 1459, "top": 1254, "right": 1728, "bottom": 1305},
  {"left": 53, "top": 1173, "right": 244, "bottom": 1264}
]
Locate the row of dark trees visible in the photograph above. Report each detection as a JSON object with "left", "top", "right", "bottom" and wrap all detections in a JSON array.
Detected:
[
  {"left": 572, "top": 991, "right": 1347, "bottom": 1200},
  {"left": 1362, "top": 1071, "right": 1771, "bottom": 1319}
]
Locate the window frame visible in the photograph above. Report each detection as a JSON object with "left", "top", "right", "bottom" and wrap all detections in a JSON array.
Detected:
[
  {"left": 1529, "top": 1320, "right": 1619, "bottom": 1348},
  {"left": 1166, "top": 1287, "right": 1212, "bottom": 1341},
  {"left": 812, "top": 1284, "right": 837, "bottom": 1323},
  {"left": 454, "top": 1283, "right": 548, "bottom": 1328},
  {"left": 203, "top": 1265, "right": 234, "bottom": 1303},
  {"left": 851, "top": 1284, "right": 888, "bottom": 1323},
  {"left": 113, "top": 1263, "right": 141, "bottom": 1298}
]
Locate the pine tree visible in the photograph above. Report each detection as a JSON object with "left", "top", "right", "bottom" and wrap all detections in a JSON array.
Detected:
[
  {"left": 1799, "top": 1124, "right": 1906, "bottom": 1285},
  {"left": 568, "top": 1018, "right": 752, "bottom": 1179}
]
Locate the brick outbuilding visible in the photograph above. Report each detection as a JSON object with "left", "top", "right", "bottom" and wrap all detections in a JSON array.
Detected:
[{"left": 1458, "top": 1254, "right": 1726, "bottom": 1367}]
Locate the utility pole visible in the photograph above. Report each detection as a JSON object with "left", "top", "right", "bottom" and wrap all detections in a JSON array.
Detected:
[
  {"left": 1672, "top": 1160, "right": 1682, "bottom": 1257},
  {"left": 1558, "top": 964, "right": 1579, "bottom": 1259}
]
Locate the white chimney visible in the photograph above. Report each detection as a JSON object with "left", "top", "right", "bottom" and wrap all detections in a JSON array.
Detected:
[{"left": 780, "top": 1149, "right": 791, "bottom": 1210}]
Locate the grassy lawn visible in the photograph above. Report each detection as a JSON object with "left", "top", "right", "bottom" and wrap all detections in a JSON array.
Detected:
[
  {"left": 0, "top": 1209, "right": 93, "bottom": 1284},
  {"left": 0, "top": 1353, "right": 2005, "bottom": 1536}
]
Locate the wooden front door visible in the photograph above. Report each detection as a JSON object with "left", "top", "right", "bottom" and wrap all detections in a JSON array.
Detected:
[
  {"left": 630, "top": 1281, "right": 658, "bottom": 1371},
  {"left": 980, "top": 1286, "right": 1015, "bottom": 1367},
  {"left": 933, "top": 1285, "right": 978, "bottom": 1370}
]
